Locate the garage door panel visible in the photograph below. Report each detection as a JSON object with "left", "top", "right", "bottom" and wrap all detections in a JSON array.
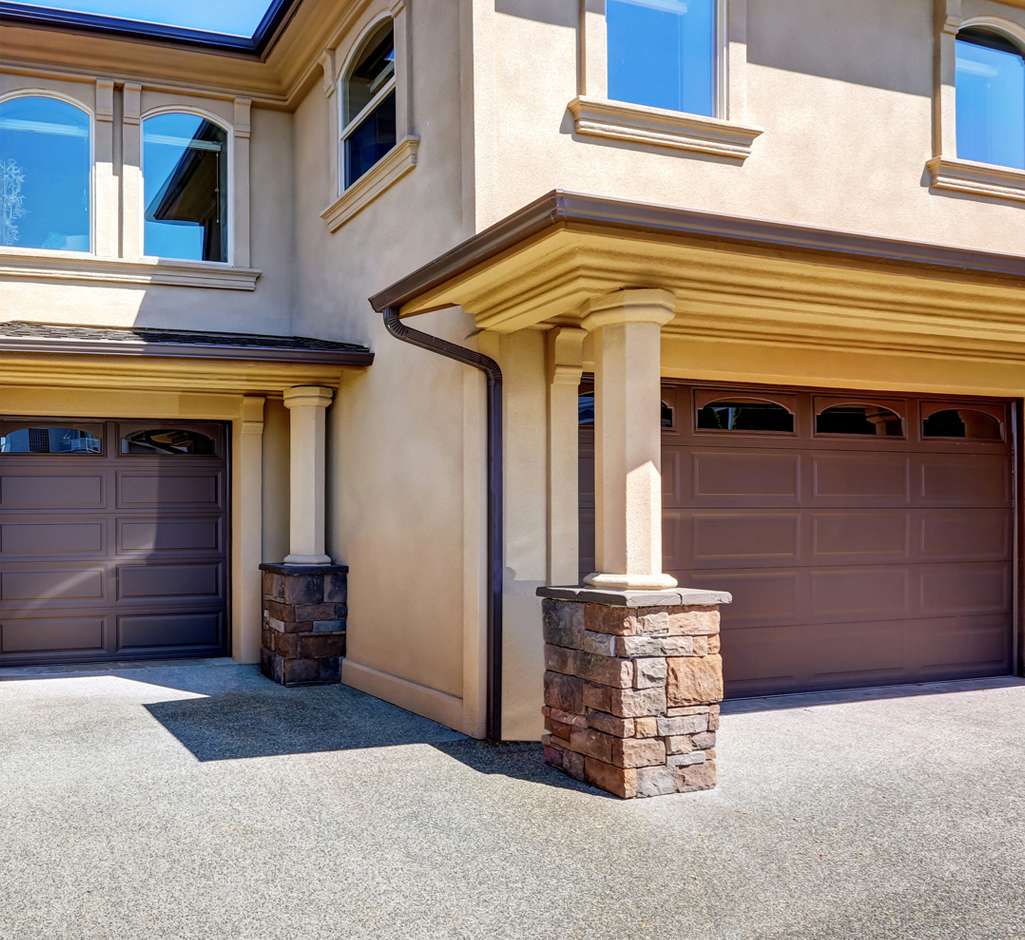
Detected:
[
  {"left": 680, "top": 570, "right": 801, "bottom": 626},
  {"left": 919, "top": 563, "right": 1010, "bottom": 616},
  {"left": 810, "top": 511, "right": 910, "bottom": 561},
  {"left": 919, "top": 510, "right": 1010, "bottom": 562},
  {"left": 918, "top": 456, "right": 1009, "bottom": 506},
  {"left": 1, "top": 567, "right": 105, "bottom": 604},
  {"left": 677, "top": 512, "right": 800, "bottom": 568},
  {"left": 810, "top": 567, "right": 911, "bottom": 620},
  {"left": 117, "top": 611, "right": 222, "bottom": 651},
  {"left": 1, "top": 520, "right": 105, "bottom": 557},
  {"left": 811, "top": 453, "right": 910, "bottom": 506},
  {"left": 720, "top": 623, "right": 804, "bottom": 697},
  {"left": 1, "top": 615, "right": 106, "bottom": 653},
  {"left": 118, "top": 563, "right": 222, "bottom": 602},
  {"left": 691, "top": 451, "right": 800, "bottom": 504},
  {"left": 0, "top": 418, "right": 228, "bottom": 665},
  {"left": 905, "top": 615, "right": 1012, "bottom": 674},
  {"left": 117, "top": 471, "right": 222, "bottom": 509},
  {"left": 1, "top": 474, "right": 106, "bottom": 510},
  {"left": 803, "top": 620, "right": 906, "bottom": 686},
  {"left": 118, "top": 517, "right": 221, "bottom": 554}
]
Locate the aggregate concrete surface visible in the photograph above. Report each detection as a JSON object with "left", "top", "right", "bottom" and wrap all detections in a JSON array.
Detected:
[{"left": 2, "top": 662, "right": 1023, "bottom": 939}]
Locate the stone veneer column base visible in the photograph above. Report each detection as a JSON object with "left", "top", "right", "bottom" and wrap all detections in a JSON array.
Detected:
[
  {"left": 259, "top": 563, "right": 348, "bottom": 686},
  {"left": 536, "top": 585, "right": 732, "bottom": 799}
]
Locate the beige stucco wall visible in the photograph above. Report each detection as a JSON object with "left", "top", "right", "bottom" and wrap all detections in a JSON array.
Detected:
[
  {"left": 289, "top": 0, "right": 486, "bottom": 734},
  {"left": 470, "top": 0, "right": 1025, "bottom": 250}
]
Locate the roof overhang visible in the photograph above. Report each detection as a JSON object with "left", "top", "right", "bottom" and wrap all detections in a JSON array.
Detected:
[
  {"left": 369, "top": 191, "right": 1025, "bottom": 362},
  {"left": 0, "top": 0, "right": 301, "bottom": 56},
  {"left": 0, "top": 322, "right": 373, "bottom": 393}
]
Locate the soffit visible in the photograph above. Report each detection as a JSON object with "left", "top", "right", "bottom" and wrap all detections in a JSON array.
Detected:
[{"left": 384, "top": 211, "right": 1025, "bottom": 364}]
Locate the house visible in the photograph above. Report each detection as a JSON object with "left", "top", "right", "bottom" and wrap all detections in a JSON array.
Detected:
[{"left": 1, "top": 0, "right": 1023, "bottom": 797}]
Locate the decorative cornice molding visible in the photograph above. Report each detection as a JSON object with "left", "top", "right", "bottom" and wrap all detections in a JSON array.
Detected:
[
  {"left": 927, "top": 156, "right": 1025, "bottom": 205},
  {"left": 321, "top": 135, "right": 419, "bottom": 232},
  {"left": 567, "top": 95, "right": 763, "bottom": 161},
  {"left": 233, "top": 97, "right": 253, "bottom": 139},
  {"left": 0, "top": 251, "right": 263, "bottom": 290}
]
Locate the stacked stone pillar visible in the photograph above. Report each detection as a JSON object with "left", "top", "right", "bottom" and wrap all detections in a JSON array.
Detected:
[
  {"left": 260, "top": 563, "right": 348, "bottom": 686},
  {"left": 537, "top": 586, "right": 731, "bottom": 799}
]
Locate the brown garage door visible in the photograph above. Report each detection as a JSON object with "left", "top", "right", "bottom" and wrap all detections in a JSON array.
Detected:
[
  {"left": 0, "top": 418, "right": 229, "bottom": 665},
  {"left": 580, "top": 386, "right": 1015, "bottom": 697}
]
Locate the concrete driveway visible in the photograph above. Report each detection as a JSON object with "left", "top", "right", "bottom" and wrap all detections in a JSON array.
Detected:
[{"left": 1, "top": 662, "right": 1023, "bottom": 940}]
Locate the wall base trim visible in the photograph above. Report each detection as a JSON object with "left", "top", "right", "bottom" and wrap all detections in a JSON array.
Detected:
[{"left": 341, "top": 659, "right": 467, "bottom": 735}]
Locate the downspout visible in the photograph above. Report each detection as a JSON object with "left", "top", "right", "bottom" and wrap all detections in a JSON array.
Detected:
[{"left": 382, "top": 306, "right": 504, "bottom": 743}]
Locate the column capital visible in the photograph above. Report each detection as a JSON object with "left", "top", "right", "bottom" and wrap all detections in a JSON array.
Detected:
[
  {"left": 580, "top": 289, "right": 676, "bottom": 332},
  {"left": 283, "top": 385, "right": 335, "bottom": 410}
]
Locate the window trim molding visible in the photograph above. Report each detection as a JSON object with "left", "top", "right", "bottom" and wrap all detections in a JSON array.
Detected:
[
  {"left": 0, "top": 248, "right": 261, "bottom": 290},
  {"left": 321, "top": 133, "right": 419, "bottom": 232},
  {"left": 0, "top": 88, "right": 96, "bottom": 256},
  {"left": 929, "top": 5, "right": 1025, "bottom": 204},
  {"left": 139, "top": 104, "right": 237, "bottom": 266},
  {"left": 572, "top": 0, "right": 760, "bottom": 160}
]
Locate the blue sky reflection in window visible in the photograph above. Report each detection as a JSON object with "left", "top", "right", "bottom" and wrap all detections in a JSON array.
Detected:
[
  {"left": 0, "top": 96, "right": 90, "bottom": 252},
  {"left": 956, "top": 30, "right": 1025, "bottom": 169},
  {"left": 607, "top": 0, "right": 717, "bottom": 117}
]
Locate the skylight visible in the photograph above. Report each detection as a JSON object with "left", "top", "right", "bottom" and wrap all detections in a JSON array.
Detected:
[{"left": 3, "top": 0, "right": 280, "bottom": 39}]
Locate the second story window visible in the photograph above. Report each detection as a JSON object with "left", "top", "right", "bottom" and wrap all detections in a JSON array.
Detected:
[
  {"left": 341, "top": 19, "right": 397, "bottom": 189},
  {"left": 607, "top": 0, "right": 717, "bottom": 117},
  {"left": 143, "top": 112, "right": 229, "bottom": 263},
  {"left": 0, "top": 94, "right": 90, "bottom": 252},
  {"left": 956, "top": 28, "right": 1025, "bottom": 170}
]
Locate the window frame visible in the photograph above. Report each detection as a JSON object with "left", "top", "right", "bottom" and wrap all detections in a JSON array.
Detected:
[
  {"left": 929, "top": 7, "right": 1025, "bottom": 204},
  {"left": 337, "top": 16, "right": 398, "bottom": 194},
  {"left": 812, "top": 399, "right": 907, "bottom": 440},
  {"left": 139, "top": 106, "right": 234, "bottom": 266},
  {"left": 0, "top": 89, "right": 95, "bottom": 257},
  {"left": 0, "top": 420, "right": 104, "bottom": 456},
  {"left": 569, "top": 0, "right": 760, "bottom": 162}
]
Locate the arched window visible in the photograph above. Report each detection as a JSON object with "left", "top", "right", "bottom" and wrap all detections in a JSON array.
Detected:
[
  {"left": 956, "top": 28, "right": 1025, "bottom": 169},
  {"left": 121, "top": 428, "right": 216, "bottom": 456},
  {"left": 923, "top": 408, "right": 1004, "bottom": 441},
  {"left": 340, "top": 19, "right": 397, "bottom": 189},
  {"left": 143, "top": 112, "right": 229, "bottom": 263},
  {"left": 697, "top": 398, "right": 794, "bottom": 433},
  {"left": 607, "top": 0, "right": 717, "bottom": 116},
  {"left": 0, "top": 95, "right": 90, "bottom": 252},
  {"left": 816, "top": 403, "right": 903, "bottom": 437}
]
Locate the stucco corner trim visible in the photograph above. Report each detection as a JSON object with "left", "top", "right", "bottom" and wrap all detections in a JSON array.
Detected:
[
  {"left": 927, "top": 157, "right": 1025, "bottom": 205},
  {"left": 567, "top": 96, "right": 762, "bottom": 162},
  {"left": 0, "top": 250, "right": 262, "bottom": 290},
  {"left": 321, "top": 135, "right": 420, "bottom": 233}
]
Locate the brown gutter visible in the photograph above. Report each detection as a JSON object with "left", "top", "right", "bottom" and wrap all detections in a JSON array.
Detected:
[
  {"left": 0, "top": 335, "right": 374, "bottom": 367},
  {"left": 369, "top": 190, "right": 1025, "bottom": 313}
]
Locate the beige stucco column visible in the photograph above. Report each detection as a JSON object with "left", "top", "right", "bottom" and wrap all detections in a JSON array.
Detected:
[
  {"left": 283, "top": 385, "right": 334, "bottom": 565},
  {"left": 547, "top": 326, "right": 587, "bottom": 585},
  {"left": 581, "top": 289, "right": 677, "bottom": 591}
]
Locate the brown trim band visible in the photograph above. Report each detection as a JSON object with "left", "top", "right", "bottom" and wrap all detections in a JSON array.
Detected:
[
  {"left": 369, "top": 190, "right": 1025, "bottom": 313},
  {"left": 0, "top": 336, "right": 374, "bottom": 367}
]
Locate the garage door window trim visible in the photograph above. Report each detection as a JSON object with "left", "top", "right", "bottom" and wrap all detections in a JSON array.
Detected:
[
  {"left": 694, "top": 393, "right": 797, "bottom": 435},
  {"left": 0, "top": 421, "right": 103, "bottom": 455}
]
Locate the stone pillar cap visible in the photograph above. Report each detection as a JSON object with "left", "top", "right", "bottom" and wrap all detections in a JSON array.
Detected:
[{"left": 537, "top": 585, "right": 732, "bottom": 608}]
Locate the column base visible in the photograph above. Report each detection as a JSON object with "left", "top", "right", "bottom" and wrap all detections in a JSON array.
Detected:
[
  {"left": 537, "top": 585, "right": 732, "bottom": 799},
  {"left": 259, "top": 563, "right": 349, "bottom": 686},
  {"left": 283, "top": 552, "right": 333, "bottom": 566},
  {"left": 583, "top": 571, "right": 679, "bottom": 591}
]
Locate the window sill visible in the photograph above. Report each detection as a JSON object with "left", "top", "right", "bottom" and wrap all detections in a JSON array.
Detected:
[
  {"left": 322, "top": 136, "right": 420, "bottom": 233},
  {"left": 567, "top": 96, "right": 762, "bottom": 162},
  {"left": 0, "top": 250, "right": 261, "bottom": 291},
  {"left": 926, "top": 156, "right": 1025, "bottom": 205}
]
